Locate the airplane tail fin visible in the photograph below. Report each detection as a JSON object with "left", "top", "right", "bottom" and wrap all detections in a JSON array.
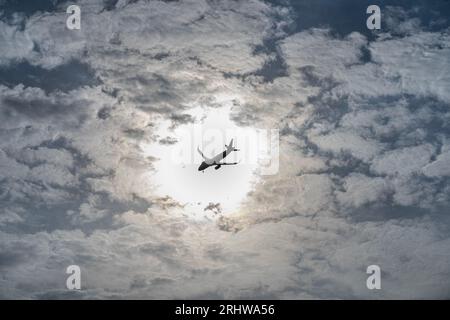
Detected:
[{"left": 225, "top": 139, "right": 235, "bottom": 150}]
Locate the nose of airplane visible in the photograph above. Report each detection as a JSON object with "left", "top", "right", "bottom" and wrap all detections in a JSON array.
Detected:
[{"left": 198, "top": 162, "right": 207, "bottom": 171}]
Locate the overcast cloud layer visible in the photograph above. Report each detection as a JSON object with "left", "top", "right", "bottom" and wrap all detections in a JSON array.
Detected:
[{"left": 1, "top": 0, "right": 450, "bottom": 299}]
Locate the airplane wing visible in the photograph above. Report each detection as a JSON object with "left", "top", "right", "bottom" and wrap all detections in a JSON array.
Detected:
[
  {"left": 216, "top": 161, "right": 238, "bottom": 166},
  {"left": 197, "top": 146, "right": 209, "bottom": 160}
]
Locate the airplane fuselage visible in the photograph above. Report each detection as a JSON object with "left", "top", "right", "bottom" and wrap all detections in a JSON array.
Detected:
[
  {"left": 198, "top": 149, "right": 232, "bottom": 171},
  {"left": 197, "top": 139, "right": 239, "bottom": 172},
  {"left": 197, "top": 138, "right": 240, "bottom": 172}
]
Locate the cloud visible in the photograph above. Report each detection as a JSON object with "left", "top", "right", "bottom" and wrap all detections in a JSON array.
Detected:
[
  {"left": 0, "top": 21, "right": 35, "bottom": 65},
  {"left": 0, "top": 0, "right": 450, "bottom": 299},
  {"left": 204, "top": 202, "right": 222, "bottom": 215},
  {"left": 371, "top": 144, "right": 435, "bottom": 176}
]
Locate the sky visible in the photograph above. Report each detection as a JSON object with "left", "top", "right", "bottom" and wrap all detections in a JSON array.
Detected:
[{"left": 0, "top": 0, "right": 450, "bottom": 299}]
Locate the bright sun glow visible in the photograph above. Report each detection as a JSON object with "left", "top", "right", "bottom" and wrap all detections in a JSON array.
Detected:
[{"left": 141, "top": 102, "right": 261, "bottom": 219}]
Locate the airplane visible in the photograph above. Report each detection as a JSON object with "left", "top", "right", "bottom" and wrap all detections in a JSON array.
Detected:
[{"left": 197, "top": 139, "right": 239, "bottom": 172}]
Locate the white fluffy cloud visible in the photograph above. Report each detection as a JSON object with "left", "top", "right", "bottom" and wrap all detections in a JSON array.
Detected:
[{"left": 1, "top": 0, "right": 450, "bottom": 299}]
